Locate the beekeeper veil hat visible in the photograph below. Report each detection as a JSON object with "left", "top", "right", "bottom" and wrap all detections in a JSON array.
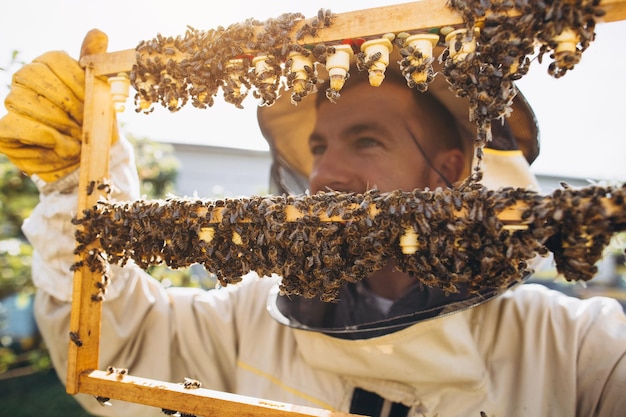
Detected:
[{"left": 257, "top": 42, "right": 541, "bottom": 194}]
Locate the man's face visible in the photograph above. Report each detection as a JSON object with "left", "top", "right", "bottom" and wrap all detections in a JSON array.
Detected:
[{"left": 308, "top": 80, "right": 443, "bottom": 195}]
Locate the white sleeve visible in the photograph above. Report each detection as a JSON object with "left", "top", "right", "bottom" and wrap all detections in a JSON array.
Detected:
[{"left": 575, "top": 295, "right": 626, "bottom": 416}]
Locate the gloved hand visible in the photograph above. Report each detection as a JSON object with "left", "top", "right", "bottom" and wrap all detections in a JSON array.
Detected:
[{"left": 0, "top": 29, "right": 118, "bottom": 182}]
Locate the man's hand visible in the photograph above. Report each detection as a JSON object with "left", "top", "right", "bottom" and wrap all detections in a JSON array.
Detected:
[{"left": 0, "top": 29, "right": 115, "bottom": 182}]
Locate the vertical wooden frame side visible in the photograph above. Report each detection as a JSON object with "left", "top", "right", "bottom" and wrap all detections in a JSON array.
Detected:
[{"left": 67, "top": 64, "right": 114, "bottom": 394}]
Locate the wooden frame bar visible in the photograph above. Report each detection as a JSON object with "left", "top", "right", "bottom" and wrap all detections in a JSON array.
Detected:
[
  {"left": 67, "top": 63, "right": 113, "bottom": 392},
  {"left": 79, "top": 371, "right": 353, "bottom": 417},
  {"left": 79, "top": 0, "right": 626, "bottom": 77},
  {"left": 68, "top": 0, "right": 626, "bottom": 415}
]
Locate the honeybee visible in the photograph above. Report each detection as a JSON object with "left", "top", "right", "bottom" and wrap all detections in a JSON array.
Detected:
[
  {"left": 183, "top": 377, "right": 202, "bottom": 389},
  {"left": 86, "top": 181, "right": 96, "bottom": 196},
  {"left": 95, "top": 396, "right": 112, "bottom": 407},
  {"left": 69, "top": 331, "right": 83, "bottom": 347}
]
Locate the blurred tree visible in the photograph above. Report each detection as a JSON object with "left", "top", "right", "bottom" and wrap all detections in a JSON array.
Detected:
[
  {"left": 129, "top": 134, "right": 180, "bottom": 198},
  {"left": 0, "top": 152, "right": 38, "bottom": 241},
  {"left": 0, "top": 158, "right": 38, "bottom": 299}
]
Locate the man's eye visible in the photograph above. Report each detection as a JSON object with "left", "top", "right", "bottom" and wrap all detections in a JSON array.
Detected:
[{"left": 355, "top": 137, "right": 381, "bottom": 148}]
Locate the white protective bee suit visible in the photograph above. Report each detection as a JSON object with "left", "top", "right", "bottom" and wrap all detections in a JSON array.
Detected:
[{"left": 25, "top": 137, "right": 626, "bottom": 417}]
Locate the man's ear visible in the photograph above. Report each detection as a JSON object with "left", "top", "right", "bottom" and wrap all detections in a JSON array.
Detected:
[{"left": 430, "top": 148, "right": 467, "bottom": 188}]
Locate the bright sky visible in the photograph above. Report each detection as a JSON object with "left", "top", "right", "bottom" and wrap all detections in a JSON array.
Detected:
[{"left": 1, "top": 0, "right": 625, "bottom": 181}]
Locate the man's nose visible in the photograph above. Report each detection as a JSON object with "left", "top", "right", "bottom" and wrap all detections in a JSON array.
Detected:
[{"left": 309, "top": 150, "right": 354, "bottom": 193}]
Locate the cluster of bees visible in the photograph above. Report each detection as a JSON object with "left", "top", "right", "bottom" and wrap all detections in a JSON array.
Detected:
[
  {"left": 73, "top": 183, "right": 625, "bottom": 302},
  {"left": 131, "top": 9, "right": 334, "bottom": 111},
  {"left": 444, "top": 0, "right": 604, "bottom": 181},
  {"left": 130, "top": 0, "right": 603, "bottom": 177},
  {"left": 449, "top": 0, "right": 604, "bottom": 78},
  {"left": 544, "top": 183, "right": 626, "bottom": 281},
  {"left": 129, "top": 0, "right": 604, "bottom": 109}
]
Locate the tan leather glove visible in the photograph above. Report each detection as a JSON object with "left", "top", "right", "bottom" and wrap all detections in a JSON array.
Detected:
[{"left": 0, "top": 29, "right": 117, "bottom": 182}]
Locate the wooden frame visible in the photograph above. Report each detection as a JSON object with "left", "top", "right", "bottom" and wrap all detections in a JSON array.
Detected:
[{"left": 68, "top": 0, "right": 626, "bottom": 415}]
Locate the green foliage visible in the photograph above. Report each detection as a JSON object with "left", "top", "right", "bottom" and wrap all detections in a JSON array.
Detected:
[
  {"left": 0, "top": 240, "right": 33, "bottom": 300},
  {"left": 0, "top": 156, "right": 38, "bottom": 240},
  {"left": 0, "top": 368, "right": 93, "bottom": 416},
  {"left": 0, "top": 155, "right": 37, "bottom": 299},
  {"left": 129, "top": 134, "right": 180, "bottom": 198},
  {"left": 0, "top": 50, "right": 23, "bottom": 73}
]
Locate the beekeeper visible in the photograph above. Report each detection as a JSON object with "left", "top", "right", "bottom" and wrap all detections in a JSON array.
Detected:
[{"left": 0, "top": 29, "right": 624, "bottom": 417}]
